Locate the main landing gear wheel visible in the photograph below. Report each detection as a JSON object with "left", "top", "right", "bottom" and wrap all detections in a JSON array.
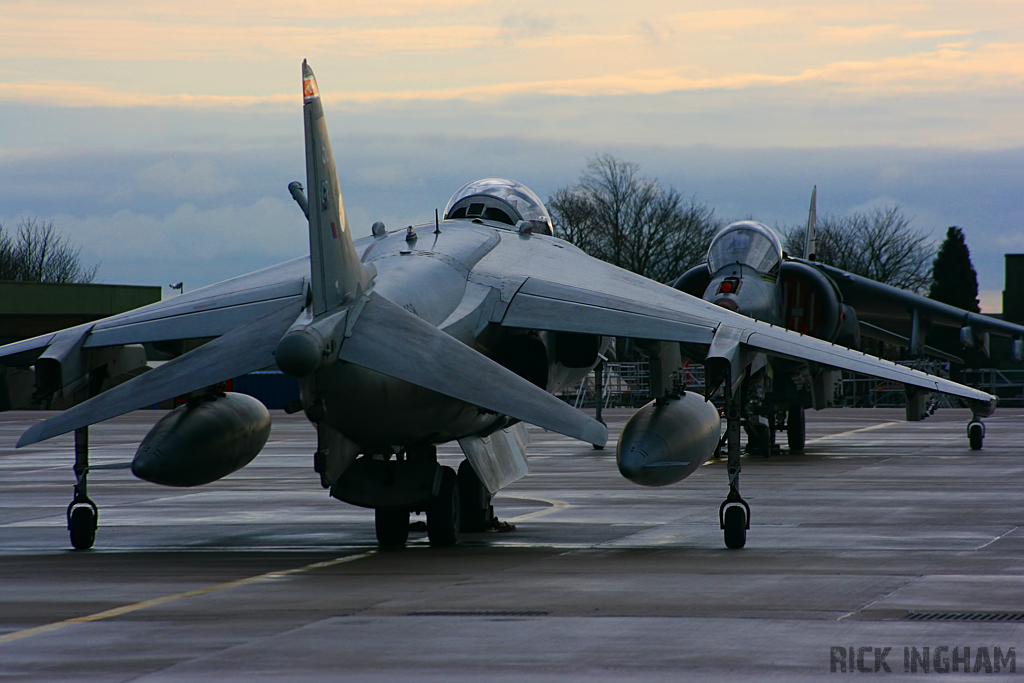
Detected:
[
  {"left": 787, "top": 405, "right": 806, "bottom": 452},
  {"left": 746, "top": 417, "right": 774, "bottom": 457},
  {"left": 458, "top": 460, "right": 492, "bottom": 533},
  {"left": 427, "top": 465, "right": 460, "bottom": 547},
  {"left": 968, "top": 421, "right": 985, "bottom": 451},
  {"left": 375, "top": 507, "right": 410, "bottom": 548},
  {"left": 68, "top": 501, "right": 97, "bottom": 551}
]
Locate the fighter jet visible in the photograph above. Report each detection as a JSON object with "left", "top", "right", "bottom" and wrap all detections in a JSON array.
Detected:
[
  {"left": 671, "top": 188, "right": 1022, "bottom": 455},
  {"left": 0, "top": 62, "right": 997, "bottom": 552}
]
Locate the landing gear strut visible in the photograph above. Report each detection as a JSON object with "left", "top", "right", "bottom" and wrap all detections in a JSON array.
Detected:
[
  {"left": 719, "top": 403, "right": 749, "bottom": 549},
  {"left": 968, "top": 419, "right": 985, "bottom": 451},
  {"left": 68, "top": 427, "right": 98, "bottom": 550}
]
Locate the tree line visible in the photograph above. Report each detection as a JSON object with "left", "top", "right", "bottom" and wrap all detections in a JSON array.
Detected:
[
  {"left": 0, "top": 218, "right": 97, "bottom": 284},
  {"left": 548, "top": 154, "right": 976, "bottom": 306},
  {"left": 4, "top": 157, "right": 979, "bottom": 312}
]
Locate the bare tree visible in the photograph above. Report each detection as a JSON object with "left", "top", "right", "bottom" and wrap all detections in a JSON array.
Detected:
[
  {"left": 0, "top": 218, "right": 98, "bottom": 283},
  {"left": 549, "top": 155, "right": 721, "bottom": 283},
  {"left": 784, "top": 206, "right": 934, "bottom": 293}
]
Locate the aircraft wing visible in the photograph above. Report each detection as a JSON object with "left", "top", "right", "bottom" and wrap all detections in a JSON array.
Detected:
[
  {"left": 800, "top": 259, "right": 1024, "bottom": 341},
  {"left": 495, "top": 249, "right": 995, "bottom": 412},
  {"left": 0, "top": 258, "right": 309, "bottom": 367}
]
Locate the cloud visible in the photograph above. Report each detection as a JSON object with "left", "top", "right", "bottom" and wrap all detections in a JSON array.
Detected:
[
  {"left": 818, "top": 24, "right": 899, "bottom": 45},
  {"left": 0, "top": 19, "right": 498, "bottom": 62},
  {"left": 5, "top": 36, "right": 1023, "bottom": 111},
  {"left": 54, "top": 196, "right": 308, "bottom": 288},
  {"left": 2, "top": 0, "right": 481, "bottom": 22},
  {"left": 0, "top": 82, "right": 294, "bottom": 109},
  {"left": 904, "top": 29, "right": 975, "bottom": 39},
  {"left": 136, "top": 160, "right": 241, "bottom": 198},
  {"left": 499, "top": 11, "right": 557, "bottom": 43}
]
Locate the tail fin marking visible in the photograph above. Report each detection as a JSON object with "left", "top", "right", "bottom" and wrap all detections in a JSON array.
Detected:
[{"left": 302, "top": 60, "right": 374, "bottom": 315}]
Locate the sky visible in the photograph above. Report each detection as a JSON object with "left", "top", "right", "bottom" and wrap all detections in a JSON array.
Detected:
[{"left": 1, "top": 0, "right": 1023, "bottom": 311}]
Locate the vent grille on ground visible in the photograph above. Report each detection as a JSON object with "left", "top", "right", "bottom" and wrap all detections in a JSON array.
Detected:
[
  {"left": 905, "top": 612, "right": 1024, "bottom": 622},
  {"left": 408, "top": 610, "right": 549, "bottom": 617}
]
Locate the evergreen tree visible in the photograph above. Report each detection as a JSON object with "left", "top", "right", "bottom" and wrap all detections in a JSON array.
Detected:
[
  {"left": 928, "top": 226, "right": 980, "bottom": 312},
  {"left": 927, "top": 227, "right": 980, "bottom": 366}
]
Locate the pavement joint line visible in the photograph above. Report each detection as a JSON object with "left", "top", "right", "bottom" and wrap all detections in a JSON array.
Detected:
[
  {"left": 0, "top": 550, "right": 375, "bottom": 646},
  {"left": 975, "top": 525, "right": 1019, "bottom": 550},
  {"left": 501, "top": 495, "right": 571, "bottom": 522},
  {"left": 836, "top": 575, "right": 923, "bottom": 621}
]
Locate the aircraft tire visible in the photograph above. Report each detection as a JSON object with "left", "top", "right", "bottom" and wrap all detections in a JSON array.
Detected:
[
  {"left": 723, "top": 505, "right": 747, "bottom": 549},
  {"left": 746, "top": 422, "right": 772, "bottom": 457},
  {"left": 787, "top": 406, "right": 806, "bottom": 452},
  {"left": 374, "top": 507, "right": 410, "bottom": 548},
  {"left": 427, "top": 466, "right": 460, "bottom": 547},
  {"left": 458, "top": 461, "right": 491, "bottom": 533},
  {"left": 69, "top": 505, "right": 96, "bottom": 550},
  {"left": 969, "top": 423, "right": 984, "bottom": 451}
]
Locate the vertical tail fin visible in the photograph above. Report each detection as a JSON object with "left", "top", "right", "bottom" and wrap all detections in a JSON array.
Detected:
[
  {"left": 804, "top": 185, "right": 817, "bottom": 261},
  {"left": 302, "top": 60, "right": 374, "bottom": 315}
]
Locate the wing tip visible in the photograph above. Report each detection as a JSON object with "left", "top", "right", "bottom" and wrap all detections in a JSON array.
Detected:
[
  {"left": 586, "top": 421, "right": 609, "bottom": 448},
  {"left": 16, "top": 424, "right": 46, "bottom": 448}
]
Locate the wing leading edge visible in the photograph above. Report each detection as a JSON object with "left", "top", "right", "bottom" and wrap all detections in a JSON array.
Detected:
[{"left": 498, "top": 274, "right": 996, "bottom": 413}]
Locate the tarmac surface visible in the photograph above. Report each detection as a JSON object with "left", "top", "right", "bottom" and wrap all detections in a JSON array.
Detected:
[{"left": 1, "top": 406, "right": 1023, "bottom": 680}]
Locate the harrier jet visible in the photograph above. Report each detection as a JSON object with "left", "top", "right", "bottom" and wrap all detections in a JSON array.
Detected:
[
  {"left": 672, "top": 190, "right": 1021, "bottom": 455},
  {"left": 0, "top": 63, "right": 997, "bottom": 552}
]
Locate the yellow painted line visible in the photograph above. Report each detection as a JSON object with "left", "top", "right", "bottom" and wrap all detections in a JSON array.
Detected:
[
  {"left": 805, "top": 421, "right": 898, "bottom": 444},
  {"left": 0, "top": 550, "right": 374, "bottom": 646},
  {"left": 501, "top": 494, "right": 571, "bottom": 522},
  {"left": 703, "top": 421, "right": 899, "bottom": 465}
]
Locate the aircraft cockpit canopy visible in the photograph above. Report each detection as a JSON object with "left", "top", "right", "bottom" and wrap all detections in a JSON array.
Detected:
[
  {"left": 707, "top": 221, "right": 783, "bottom": 276},
  {"left": 444, "top": 178, "right": 554, "bottom": 235}
]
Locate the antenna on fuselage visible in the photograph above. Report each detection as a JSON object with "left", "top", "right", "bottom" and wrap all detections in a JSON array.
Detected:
[
  {"left": 804, "top": 186, "right": 817, "bottom": 261},
  {"left": 435, "top": 208, "right": 441, "bottom": 235}
]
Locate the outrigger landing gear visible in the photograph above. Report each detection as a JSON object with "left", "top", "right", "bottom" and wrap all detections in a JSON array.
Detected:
[
  {"left": 719, "top": 404, "right": 750, "bottom": 549},
  {"left": 968, "top": 419, "right": 985, "bottom": 451},
  {"left": 68, "top": 427, "right": 98, "bottom": 550}
]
